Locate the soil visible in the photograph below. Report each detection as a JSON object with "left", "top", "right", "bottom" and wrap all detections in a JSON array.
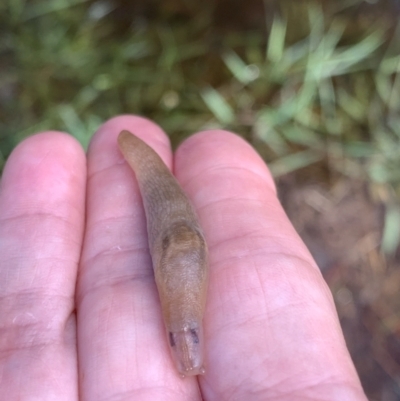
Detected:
[{"left": 278, "top": 171, "right": 400, "bottom": 401}]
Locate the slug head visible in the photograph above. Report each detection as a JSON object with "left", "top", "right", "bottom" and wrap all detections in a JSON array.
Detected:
[{"left": 168, "top": 325, "right": 205, "bottom": 377}]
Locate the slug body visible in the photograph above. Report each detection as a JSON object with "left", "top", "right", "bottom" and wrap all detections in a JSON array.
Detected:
[{"left": 118, "top": 130, "right": 208, "bottom": 377}]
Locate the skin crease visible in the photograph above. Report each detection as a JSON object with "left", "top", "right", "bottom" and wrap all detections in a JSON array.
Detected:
[
  {"left": 0, "top": 115, "right": 368, "bottom": 401},
  {"left": 117, "top": 130, "right": 208, "bottom": 376}
]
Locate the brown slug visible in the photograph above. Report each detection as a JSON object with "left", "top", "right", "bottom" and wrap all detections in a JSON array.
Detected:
[{"left": 117, "top": 130, "right": 208, "bottom": 377}]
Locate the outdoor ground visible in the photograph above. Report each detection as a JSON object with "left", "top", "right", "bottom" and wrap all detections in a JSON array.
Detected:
[
  {"left": 2, "top": 0, "right": 400, "bottom": 399},
  {"left": 279, "top": 170, "right": 398, "bottom": 400}
]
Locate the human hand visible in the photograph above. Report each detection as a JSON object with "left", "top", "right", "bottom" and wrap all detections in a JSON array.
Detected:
[{"left": 0, "top": 115, "right": 367, "bottom": 400}]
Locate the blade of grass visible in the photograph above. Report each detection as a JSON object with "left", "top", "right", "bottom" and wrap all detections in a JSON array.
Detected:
[
  {"left": 267, "top": 16, "right": 287, "bottom": 63},
  {"left": 308, "top": 5, "right": 324, "bottom": 52},
  {"left": 281, "top": 125, "right": 322, "bottom": 148},
  {"left": 381, "top": 205, "right": 400, "bottom": 256},
  {"left": 253, "top": 124, "right": 289, "bottom": 155},
  {"left": 58, "top": 104, "right": 92, "bottom": 148},
  {"left": 223, "top": 51, "right": 259, "bottom": 84},
  {"left": 343, "top": 142, "right": 376, "bottom": 158},
  {"left": 337, "top": 88, "right": 366, "bottom": 121},
  {"left": 201, "top": 87, "right": 235, "bottom": 125},
  {"left": 23, "top": 0, "right": 90, "bottom": 21},
  {"left": 269, "top": 149, "right": 323, "bottom": 177}
]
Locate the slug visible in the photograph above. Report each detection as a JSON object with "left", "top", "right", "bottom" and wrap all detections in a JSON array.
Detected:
[{"left": 117, "top": 130, "right": 209, "bottom": 377}]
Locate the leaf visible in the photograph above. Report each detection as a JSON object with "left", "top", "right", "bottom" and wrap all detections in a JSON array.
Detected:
[
  {"left": 268, "top": 150, "right": 323, "bottom": 177},
  {"left": 223, "top": 51, "right": 259, "bottom": 84},
  {"left": 381, "top": 205, "right": 400, "bottom": 256},
  {"left": 267, "top": 16, "right": 287, "bottom": 63},
  {"left": 200, "top": 87, "right": 235, "bottom": 125}
]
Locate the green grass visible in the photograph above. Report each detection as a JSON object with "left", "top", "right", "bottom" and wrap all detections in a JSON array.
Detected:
[{"left": 1, "top": 0, "right": 400, "bottom": 252}]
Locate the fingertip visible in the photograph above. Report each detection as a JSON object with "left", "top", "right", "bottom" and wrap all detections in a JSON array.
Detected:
[
  {"left": 175, "top": 129, "right": 276, "bottom": 193},
  {"left": 88, "top": 114, "right": 172, "bottom": 173},
  {"left": 2, "top": 130, "right": 86, "bottom": 189},
  {"left": 179, "top": 129, "right": 247, "bottom": 148},
  {"left": 0, "top": 130, "right": 86, "bottom": 222},
  {"left": 4, "top": 130, "right": 85, "bottom": 172}
]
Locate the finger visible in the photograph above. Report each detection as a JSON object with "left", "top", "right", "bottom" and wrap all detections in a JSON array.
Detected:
[
  {"left": 0, "top": 132, "right": 86, "bottom": 400},
  {"left": 174, "top": 130, "right": 367, "bottom": 401},
  {"left": 77, "top": 115, "right": 203, "bottom": 401}
]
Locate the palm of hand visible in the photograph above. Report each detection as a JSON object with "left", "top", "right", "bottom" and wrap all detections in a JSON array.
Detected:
[{"left": 0, "top": 116, "right": 366, "bottom": 401}]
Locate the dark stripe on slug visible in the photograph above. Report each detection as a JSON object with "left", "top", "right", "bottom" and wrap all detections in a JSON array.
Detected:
[
  {"left": 190, "top": 329, "right": 199, "bottom": 344},
  {"left": 169, "top": 332, "right": 176, "bottom": 347},
  {"left": 162, "top": 234, "right": 170, "bottom": 250}
]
